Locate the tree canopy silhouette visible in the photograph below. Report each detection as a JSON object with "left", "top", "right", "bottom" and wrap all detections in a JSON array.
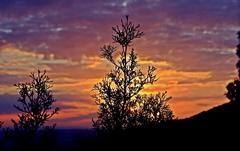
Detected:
[
  {"left": 226, "top": 31, "right": 240, "bottom": 102},
  {"left": 12, "top": 70, "right": 59, "bottom": 135},
  {"left": 133, "top": 92, "right": 173, "bottom": 126},
  {"left": 93, "top": 16, "right": 173, "bottom": 131}
]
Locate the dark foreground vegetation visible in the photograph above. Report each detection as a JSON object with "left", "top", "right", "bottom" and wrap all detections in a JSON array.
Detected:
[
  {"left": 1, "top": 103, "right": 239, "bottom": 151},
  {"left": 93, "top": 101, "right": 240, "bottom": 150}
]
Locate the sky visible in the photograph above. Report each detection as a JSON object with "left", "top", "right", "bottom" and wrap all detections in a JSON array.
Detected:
[{"left": 0, "top": 0, "right": 239, "bottom": 128}]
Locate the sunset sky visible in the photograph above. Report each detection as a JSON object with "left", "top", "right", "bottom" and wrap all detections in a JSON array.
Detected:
[{"left": 0, "top": 0, "right": 239, "bottom": 128}]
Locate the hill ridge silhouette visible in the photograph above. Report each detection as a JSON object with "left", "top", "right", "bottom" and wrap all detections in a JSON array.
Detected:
[{"left": 175, "top": 101, "right": 240, "bottom": 129}]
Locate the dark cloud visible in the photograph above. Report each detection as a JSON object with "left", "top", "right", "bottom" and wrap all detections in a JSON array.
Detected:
[
  {"left": 53, "top": 112, "right": 97, "bottom": 123},
  {"left": 51, "top": 112, "right": 97, "bottom": 128},
  {"left": 55, "top": 95, "right": 94, "bottom": 105},
  {"left": 56, "top": 104, "right": 79, "bottom": 110},
  {"left": 0, "top": 94, "right": 18, "bottom": 114},
  {"left": 0, "top": 74, "right": 26, "bottom": 85}
]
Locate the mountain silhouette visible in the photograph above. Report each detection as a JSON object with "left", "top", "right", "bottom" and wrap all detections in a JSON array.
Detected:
[{"left": 179, "top": 101, "right": 240, "bottom": 129}]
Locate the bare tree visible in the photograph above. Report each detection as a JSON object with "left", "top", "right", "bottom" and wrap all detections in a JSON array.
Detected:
[
  {"left": 93, "top": 16, "right": 173, "bottom": 131},
  {"left": 12, "top": 70, "right": 59, "bottom": 135}
]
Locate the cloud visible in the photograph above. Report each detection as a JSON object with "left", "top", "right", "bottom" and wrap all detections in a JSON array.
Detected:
[
  {"left": 0, "top": 28, "right": 12, "bottom": 34},
  {"left": 0, "top": 74, "right": 26, "bottom": 86},
  {"left": 0, "top": 94, "right": 18, "bottom": 114},
  {"left": 169, "top": 97, "right": 226, "bottom": 118},
  {"left": 80, "top": 55, "right": 105, "bottom": 69},
  {"left": 53, "top": 77, "right": 101, "bottom": 95},
  {"left": 139, "top": 58, "right": 172, "bottom": 68},
  {"left": 51, "top": 101, "right": 97, "bottom": 128},
  {"left": 50, "top": 112, "right": 97, "bottom": 128},
  {"left": 0, "top": 85, "right": 16, "bottom": 95},
  {"left": 0, "top": 43, "right": 78, "bottom": 75},
  {"left": 79, "top": 54, "right": 173, "bottom": 70},
  {"left": 157, "top": 70, "right": 212, "bottom": 82},
  {"left": 142, "top": 69, "right": 213, "bottom": 96},
  {"left": 53, "top": 112, "right": 97, "bottom": 123}
]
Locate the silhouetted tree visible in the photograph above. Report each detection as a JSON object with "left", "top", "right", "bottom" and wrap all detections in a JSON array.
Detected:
[
  {"left": 12, "top": 70, "right": 59, "bottom": 136},
  {"left": 132, "top": 92, "right": 173, "bottom": 126},
  {"left": 0, "top": 121, "right": 3, "bottom": 128},
  {"left": 93, "top": 16, "right": 172, "bottom": 131},
  {"left": 226, "top": 31, "right": 240, "bottom": 102}
]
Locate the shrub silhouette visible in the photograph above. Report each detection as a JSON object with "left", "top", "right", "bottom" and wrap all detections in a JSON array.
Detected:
[
  {"left": 11, "top": 69, "right": 59, "bottom": 136},
  {"left": 226, "top": 31, "right": 240, "bottom": 102},
  {"left": 93, "top": 16, "right": 173, "bottom": 131},
  {"left": 134, "top": 92, "right": 173, "bottom": 126}
]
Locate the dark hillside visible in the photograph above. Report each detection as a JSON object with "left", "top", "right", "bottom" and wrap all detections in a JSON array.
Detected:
[{"left": 180, "top": 101, "right": 240, "bottom": 128}]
